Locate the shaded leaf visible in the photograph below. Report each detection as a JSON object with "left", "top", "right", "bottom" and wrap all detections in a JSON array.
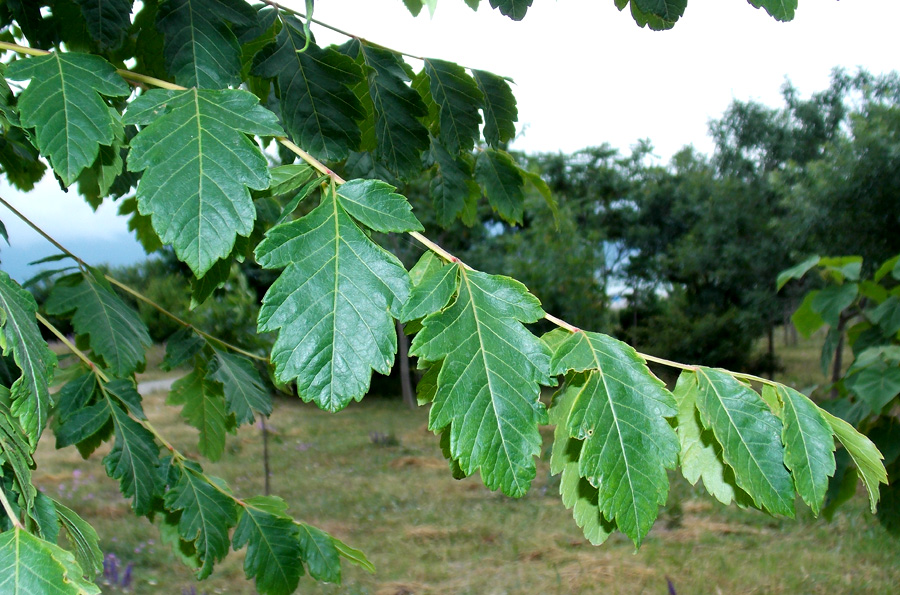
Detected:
[
  {"left": 169, "top": 368, "right": 230, "bottom": 461},
  {"left": 424, "top": 59, "right": 482, "bottom": 154},
  {"left": 124, "top": 88, "right": 282, "bottom": 276},
  {"left": 429, "top": 137, "right": 477, "bottom": 226},
  {"left": 748, "top": 0, "right": 797, "bottom": 21},
  {"left": 5, "top": 52, "right": 129, "bottom": 185},
  {"left": 472, "top": 70, "right": 517, "bottom": 147},
  {"left": 233, "top": 496, "right": 303, "bottom": 595},
  {"left": 410, "top": 265, "right": 551, "bottom": 496},
  {"left": 55, "top": 400, "right": 111, "bottom": 449},
  {"left": 103, "top": 401, "right": 160, "bottom": 515},
  {"left": 475, "top": 148, "right": 525, "bottom": 224},
  {"left": 208, "top": 351, "right": 272, "bottom": 426},
  {"left": 75, "top": 0, "right": 134, "bottom": 51},
  {"left": 161, "top": 327, "right": 205, "bottom": 371},
  {"left": 777, "top": 255, "right": 819, "bottom": 291},
  {"left": 256, "top": 188, "right": 411, "bottom": 412},
  {"left": 53, "top": 499, "right": 103, "bottom": 578},
  {"left": 297, "top": 523, "right": 340, "bottom": 583},
  {"left": 811, "top": 283, "right": 857, "bottom": 327},
  {"left": 488, "top": 0, "right": 532, "bottom": 20}
]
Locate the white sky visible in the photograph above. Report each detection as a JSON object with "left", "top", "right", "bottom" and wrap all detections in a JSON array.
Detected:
[{"left": 2, "top": 0, "right": 899, "bottom": 269}]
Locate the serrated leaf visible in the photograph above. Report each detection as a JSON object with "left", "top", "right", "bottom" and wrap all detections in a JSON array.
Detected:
[
  {"left": 256, "top": 189, "right": 410, "bottom": 412},
  {"left": 105, "top": 379, "right": 146, "bottom": 419},
  {"left": 75, "top": 128, "right": 126, "bottom": 207},
  {"left": 169, "top": 368, "right": 230, "bottom": 461},
  {"left": 55, "top": 400, "right": 111, "bottom": 449},
  {"left": 475, "top": 148, "right": 525, "bottom": 224},
  {"left": 233, "top": 496, "right": 303, "bottom": 595},
  {"left": 549, "top": 331, "right": 678, "bottom": 545},
  {"left": 632, "top": 0, "right": 687, "bottom": 21},
  {"left": 400, "top": 258, "right": 456, "bottom": 323},
  {"left": 124, "top": 88, "right": 282, "bottom": 276},
  {"left": 348, "top": 41, "right": 429, "bottom": 176},
  {"left": 336, "top": 179, "right": 423, "bottom": 233},
  {"left": 0, "top": 403, "right": 35, "bottom": 508},
  {"left": 0, "top": 271, "right": 57, "bottom": 446},
  {"left": 297, "top": 523, "right": 341, "bottom": 583},
  {"left": 53, "top": 499, "right": 103, "bottom": 578},
  {"left": 673, "top": 371, "right": 748, "bottom": 507},
  {"left": 694, "top": 368, "right": 794, "bottom": 516},
  {"left": 252, "top": 16, "right": 364, "bottom": 160},
  {"left": 103, "top": 401, "right": 160, "bottom": 515},
  {"left": 772, "top": 384, "right": 835, "bottom": 516},
  {"left": 118, "top": 197, "right": 163, "bottom": 254},
  {"left": 410, "top": 265, "right": 551, "bottom": 497},
  {"left": 161, "top": 327, "right": 206, "bottom": 371},
  {"left": 45, "top": 272, "right": 151, "bottom": 377},
  {"left": 748, "top": 0, "right": 797, "bottom": 21},
  {"left": 5, "top": 53, "right": 130, "bottom": 186},
  {"left": 488, "top": 0, "right": 532, "bottom": 20},
  {"left": 75, "top": 0, "right": 134, "bottom": 51},
  {"left": 429, "top": 137, "right": 476, "bottom": 226},
  {"left": 0, "top": 527, "right": 100, "bottom": 595},
  {"left": 208, "top": 351, "right": 272, "bottom": 426},
  {"left": 424, "top": 59, "right": 483, "bottom": 154},
  {"left": 165, "top": 464, "right": 238, "bottom": 579},
  {"left": 156, "top": 0, "right": 258, "bottom": 89},
  {"left": 819, "top": 409, "right": 887, "bottom": 512},
  {"left": 472, "top": 70, "right": 517, "bottom": 147}
]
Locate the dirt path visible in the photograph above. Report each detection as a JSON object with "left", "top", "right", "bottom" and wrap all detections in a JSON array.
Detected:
[{"left": 136, "top": 377, "right": 178, "bottom": 395}]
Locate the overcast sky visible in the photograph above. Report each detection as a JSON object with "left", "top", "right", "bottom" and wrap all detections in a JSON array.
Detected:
[{"left": 2, "top": 0, "right": 900, "bottom": 278}]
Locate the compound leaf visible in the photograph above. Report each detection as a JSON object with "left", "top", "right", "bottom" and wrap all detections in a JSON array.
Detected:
[
  {"left": 410, "top": 265, "right": 551, "bottom": 497},
  {"left": 156, "top": 0, "right": 258, "bottom": 89},
  {"left": 0, "top": 271, "right": 57, "bottom": 446},
  {"left": 165, "top": 464, "right": 238, "bottom": 579},
  {"left": 124, "top": 88, "right": 282, "bottom": 277},
  {"left": 773, "top": 383, "right": 836, "bottom": 516},
  {"left": 256, "top": 188, "right": 412, "bottom": 412},
  {"left": 208, "top": 351, "right": 272, "bottom": 426},
  {"left": 694, "top": 368, "right": 794, "bottom": 516},
  {"left": 103, "top": 401, "right": 160, "bottom": 515},
  {"left": 233, "top": 496, "right": 303, "bottom": 595},
  {"left": 45, "top": 272, "right": 151, "bottom": 378},
  {"left": 550, "top": 331, "right": 678, "bottom": 546},
  {"left": 252, "top": 16, "right": 364, "bottom": 160},
  {"left": 75, "top": 0, "right": 134, "bottom": 51},
  {"left": 0, "top": 528, "right": 99, "bottom": 595},
  {"left": 472, "top": 70, "right": 517, "bottom": 147},
  {"left": 169, "top": 368, "right": 230, "bottom": 461},
  {"left": 5, "top": 52, "right": 129, "bottom": 186},
  {"left": 424, "top": 59, "right": 483, "bottom": 154}
]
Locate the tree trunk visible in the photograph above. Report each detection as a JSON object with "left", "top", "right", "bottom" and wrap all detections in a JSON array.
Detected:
[
  {"left": 397, "top": 320, "right": 416, "bottom": 409},
  {"left": 830, "top": 322, "right": 846, "bottom": 400}
]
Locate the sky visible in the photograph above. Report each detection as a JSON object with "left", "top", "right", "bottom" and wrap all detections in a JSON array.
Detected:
[{"left": 2, "top": 0, "right": 900, "bottom": 279}]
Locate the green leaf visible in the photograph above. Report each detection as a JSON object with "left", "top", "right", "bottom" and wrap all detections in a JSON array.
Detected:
[
  {"left": 424, "top": 59, "right": 483, "bottom": 154},
  {"left": 488, "top": 0, "right": 532, "bottom": 20},
  {"left": 820, "top": 409, "right": 887, "bottom": 512},
  {"left": 0, "top": 402, "right": 35, "bottom": 508},
  {"left": 55, "top": 400, "right": 111, "bottom": 449},
  {"left": 349, "top": 41, "right": 430, "bottom": 176},
  {"left": 522, "top": 168, "right": 559, "bottom": 228},
  {"left": 874, "top": 255, "right": 899, "bottom": 283},
  {"left": 164, "top": 464, "right": 238, "bottom": 579},
  {"left": 252, "top": 16, "right": 364, "bottom": 160},
  {"left": 266, "top": 164, "right": 316, "bottom": 198},
  {"left": 53, "top": 499, "right": 103, "bottom": 578},
  {"left": 207, "top": 351, "right": 272, "bottom": 426},
  {"left": 673, "top": 371, "right": 748, "bottom": 507},
  {"left": 45, "top": 272, "right": 151, "bottom": 377},
  {"left": 336, "top": 179, "right": 423, "bottom": 233},
  {"left": 232, "top": 496, "right": 303, "bottom": 595},
  {"left": 5, "top": 52, "right": 130, "bottom": 185},
  {"left": 772, "top": 384, "right": 836, "bottom": 516},
  {"left": 297, "top": 523, "right": 341, "bottom": 583},
  {"left": 472, "top": 70, "right": 517, "bottom": 148},
  {"left": 811, "top": 283, "right": 858, "bottom": 327},
  {"left": 791, "top": 291, "right": 825, "bottom": 338},
  {"left": 748, "top": 0, "right": 797, "bottom": 21},
  {"left": 400, "top": 257, "right": 456, "bottom": 323},
  {"left": 694, "top": 368, "right": 794, "bottom": 516},
  {"left": 819, "top": 256, "right": 862, "bottom": 283},
  {"left": 549, "top": 331, "right": 678, "bottom": 545},
  {"left": 103, "top": 401, "right": 160, "bottom": 515},
  {"left": 0, "top": 271, "right": 57, "bottom": 446},
  {"left": 0, "top": 527, "right": 100, "bottom": 595},
  {"left": 410, "top": 265, "right": 551, "bottom": 497},
  {"left": 869, "top": 296, "right": 900, "bottom": 336},
  {"left": 124, "top": 88, "right": 282, "bottom": 277},
  {"left": 75, "top": 0, "right": 134, "bottom": 51},
  {"left": 776, "top": 255, "right": 820, "bottom": 291},
  {"left": 632, "top": 0, "right": 687, "bottom": 21},
  {"left": 169, "top": 368, "right": 230, "bottom": 461},
  {"left": 256, "top": 188, "right": 410, "bottom": 412},
  {"left": 475, "top": 148, "right": 525, "bottom": 225},
  {"left": 105, "top": 379, "right": 146, "bottom": 419},
  {"left": 156, "top": 0, "right": 258, "bottom": 89},
  {"left": 331, "top": 535, "right": 375, "bottom": 573},
  {"left": 429, "top": 137, "right": 477, "bottom": 226},
  {"left": 846, "top": 365, "right": 900, "bottom": 413},
  {"left": 161, "top": 328, "right": 205, "bottom": 372},
  {"left": 75, "top": 128, "right": 127, "bottom": 207}
]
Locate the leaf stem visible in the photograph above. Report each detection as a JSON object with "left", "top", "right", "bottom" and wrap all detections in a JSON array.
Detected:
[
  {"left": 0, "top": 486, "right": 23, "bottom": 529},
  {"left": 35, "top": 312, "right": 111, "bottom": 383},
  {"left": 0, "top": 195, "right": 87, "bottom": 270}
]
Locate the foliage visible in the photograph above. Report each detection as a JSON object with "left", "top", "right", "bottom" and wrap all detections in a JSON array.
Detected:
[
  {"left": 0, "top": 2, "right": 888, "bottom": 594},
  {"left": 779, "top": 253, "right": 900, "bottom": 532}
]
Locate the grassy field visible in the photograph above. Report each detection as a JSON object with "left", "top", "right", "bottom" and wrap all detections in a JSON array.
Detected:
[{"left": 31, "top": 334, "right": 899, "bottom": 594}]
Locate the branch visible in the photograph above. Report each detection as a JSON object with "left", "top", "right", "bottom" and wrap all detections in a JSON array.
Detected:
[{"left": 0, "top": 485, "right": 23, "bottom": 529}]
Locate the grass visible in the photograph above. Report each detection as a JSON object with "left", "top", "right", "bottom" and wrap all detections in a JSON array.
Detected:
[{"left": 29, "top": 334, "right": 899, "bottom": 594}]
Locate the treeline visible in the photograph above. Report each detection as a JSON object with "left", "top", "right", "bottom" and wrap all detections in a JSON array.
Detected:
[{"left": 101, "top": 68, "right": 900, "bottom": 380}]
